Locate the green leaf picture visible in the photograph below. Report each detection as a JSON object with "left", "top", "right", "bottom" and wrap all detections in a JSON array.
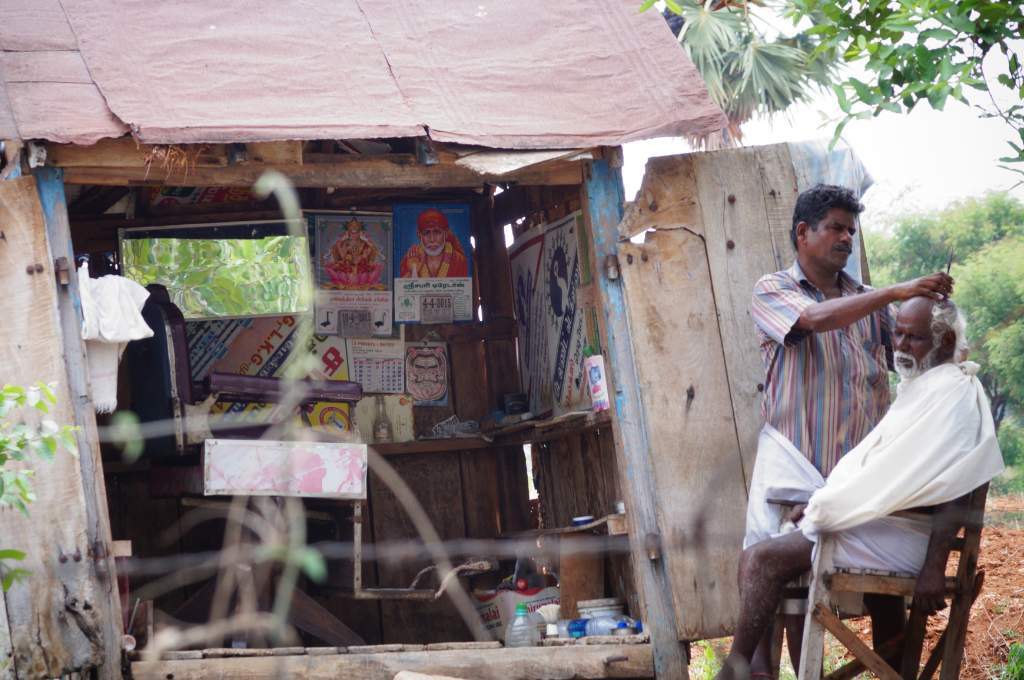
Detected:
[{"left": 121, "top": 231, "right": 312, "bottom": 320}]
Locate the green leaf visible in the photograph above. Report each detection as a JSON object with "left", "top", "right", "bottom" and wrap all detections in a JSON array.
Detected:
[
  {"left": 40, "top": 436, "right": 57, "bottom": 460},
  {"left": 298, "top": 548, "right": 327, "bottom": 583},
  {"left": 1, "top": 567, "right": 30, "bottom": 592},
  {"left": 638, "top": 0, "right": 656, "bottom": 12},
  {"left": 927, "top": 84, "right": 950, "bottom": 110},
  {"left": 849, "top": 78, "right": 881, "bottom": 105},
  {"left": 920, "top": 28, "right": 957, "bottom": 42},
  {"left": 833, "top": 84, "right": 851, "bottom": 113},
  {"left": 0, "top": 549, "right": 26, "bottom": 561},
  {"left": 829, "top": 116, "right": 850, "bottom": 149},
  {"left": 939, "top": 55, "right": 953, "bottom": 82},
  {"left": 37, "top": 382, "right": 56, "bottom": 405}
]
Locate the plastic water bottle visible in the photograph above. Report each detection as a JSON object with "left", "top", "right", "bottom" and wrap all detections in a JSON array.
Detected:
[
  {"left": 504, "top": 603, "right": 540, "bottom": 647},
  {"left": 565, "top": 616, "right": 616, "bottom": 638}
]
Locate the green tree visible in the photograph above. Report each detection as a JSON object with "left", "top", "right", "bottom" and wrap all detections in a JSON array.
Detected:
[
  {"left": 955, "top": 236, "right": 1024, "bottom": 429},
  {"left": 654, "top": 1, "right": 838, "bottom": 147},
  {"left": 866, "top": 193, "right": 1024, "bottom": 430},
  {"left": 869, "top": 193, "right": 1024, "bottom": 286},
  {"left": 785, "top": 0, "right": 1024, "bottom": 177}
]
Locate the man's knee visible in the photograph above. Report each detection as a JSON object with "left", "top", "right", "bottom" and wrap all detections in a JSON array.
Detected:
[
  {"left": 741, "top": 535, "right": 814, "bottom": 587},
  {"left": 740, "top": 541, "right": 777, "bottom": 584}
]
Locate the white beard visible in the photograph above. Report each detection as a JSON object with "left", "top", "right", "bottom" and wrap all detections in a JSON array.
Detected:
[
  {"left": 423, "top": 242, "right": 445, "bottom": 257},
  {"left": 895, "top": 347, "right": 939, "bottom": 383}
]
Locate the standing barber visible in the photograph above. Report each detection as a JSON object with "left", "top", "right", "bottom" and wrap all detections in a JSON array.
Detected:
[{"left": 744, "top": 183, "right": 953, "bottom": 676}]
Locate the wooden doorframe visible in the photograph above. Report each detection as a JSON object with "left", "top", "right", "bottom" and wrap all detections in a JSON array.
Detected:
[
  {"left": 579, "top": 155, "right": 689, "bottom": 679},
  {"left": 37, "top": 168, "right": 124, "bottom": 677}
]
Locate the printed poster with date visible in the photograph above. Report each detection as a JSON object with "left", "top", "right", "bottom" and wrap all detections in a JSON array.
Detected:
[
  {"left": 393, "top": 203, "right": 473, "bottom": 323},
  {"left": 346, "top": 338, "right": 405, "bottom": 394},
  {"left": 311, "top": 212, "right": 393, "bottom": 337}
]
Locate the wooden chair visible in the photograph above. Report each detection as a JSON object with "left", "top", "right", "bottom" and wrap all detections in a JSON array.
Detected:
[{"left": 796, "top": 484, "right": 989, "bottom": 680}]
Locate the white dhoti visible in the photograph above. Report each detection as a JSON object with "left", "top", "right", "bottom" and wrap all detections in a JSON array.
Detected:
[{"left": 745, "top": 425, "right": 933, "bottom": 573}]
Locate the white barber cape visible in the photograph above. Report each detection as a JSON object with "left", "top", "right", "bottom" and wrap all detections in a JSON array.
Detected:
[{"left": 746, "top": 361, "right": 1004, "bottom": 573}]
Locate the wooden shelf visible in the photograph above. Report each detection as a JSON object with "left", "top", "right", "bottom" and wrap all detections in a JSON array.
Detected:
[
  {"left": 506, "top": 513, "right": 628, "bottom": 538},
  {"left": 368, "top": 410, "right": 612, "bottom": 456},
  {"left": 371, "top": 437, "right": 492, "bottom": 456},
  {"left": 490, "top": 409, "right": 612, "bottom": 445}
]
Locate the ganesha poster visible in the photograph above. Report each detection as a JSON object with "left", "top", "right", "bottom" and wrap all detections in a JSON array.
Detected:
[
  {"left": 393, "top": 203, "right": 473, "bottom": 323},
  {"left": 311, "top": 211, "right": 393, "bottom": 337}
]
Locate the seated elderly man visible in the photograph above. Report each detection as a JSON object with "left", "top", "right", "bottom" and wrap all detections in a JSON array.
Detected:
[{"left": 715, "top": 297, "right": 1005, "bottom": 680}]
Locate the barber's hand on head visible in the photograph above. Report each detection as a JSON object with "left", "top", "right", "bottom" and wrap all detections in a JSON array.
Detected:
[
  {"left": 913, "top": 566, "right": 949, "bottom": 615},
  {"left": 891, "top": 272, "right": 954, "bottom": 301}
]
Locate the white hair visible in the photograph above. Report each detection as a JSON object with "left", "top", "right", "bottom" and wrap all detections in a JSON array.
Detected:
[{"left": 930, "top": 299, "right": 969, "bottom": 358}]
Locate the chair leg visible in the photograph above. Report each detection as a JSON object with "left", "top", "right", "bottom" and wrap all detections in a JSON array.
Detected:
[
  {"left": 938, "top": 569, "right": 984, "bottom": 680},
  {"left": 770, "top": 615, "right": 785, "bottom": 678},
  {"left": 900, "top": 602, "right": 928, "bottom": 679},
  {"left": 825, "top": 634, "right": 904, "bottom": 680},
  {"left": 919, "top": 571, "right": 984, "bottom": 680},
  {"left": 798, "top": 539, "right": 834, "bottom": 680}
]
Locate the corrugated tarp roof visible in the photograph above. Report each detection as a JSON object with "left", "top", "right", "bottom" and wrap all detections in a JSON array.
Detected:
[{"left": 0, "top": 0, "right": 725, "bottom": 148}]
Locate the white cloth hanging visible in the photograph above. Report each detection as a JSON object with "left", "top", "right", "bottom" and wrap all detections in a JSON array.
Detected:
[
  {"left": 78, "top": 262, "right": 153, "bottom": 413},
  {"left": 744, "top": 424, "right": 824, "bottom": 549}
]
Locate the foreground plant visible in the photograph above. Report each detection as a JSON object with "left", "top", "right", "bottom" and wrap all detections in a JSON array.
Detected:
[{"left": 0, "top": 383, "right": 78, "bottom": 590}]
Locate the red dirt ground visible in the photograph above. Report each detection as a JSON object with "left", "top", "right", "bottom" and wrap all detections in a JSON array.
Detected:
[{"left": 958, "top": 493, "right": 1024, "bottom": 679}]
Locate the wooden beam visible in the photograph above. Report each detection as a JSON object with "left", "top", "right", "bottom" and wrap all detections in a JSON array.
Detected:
[
  {"left": 32, "top": 168, "right": 125, "bottom": 678},
  {"left": 132, "top": 644, "right": 654, "bottom": 680},
  {"left": 47, "top": 138, "right": 228, "bottom": 168},
  {"left": 246, "top": 141, "right": 303, "bottom": 165},
  {"left": 404, "top": 318, "right": 517, "bottom": 344},
  {"left": 823, "top": 635, "right": 904, "bottom": 680},
  {"left": 581, "top": 158, "right": 689, "bottom": 678},
  {"left": 61, "top": 161, "right": 583, "bottom": 189},
  {"left": 827, "top": 573, "right": 956, "bottom": 597},
  {"left": 55, "top": 148, "right": 584, "bottom": 188}
]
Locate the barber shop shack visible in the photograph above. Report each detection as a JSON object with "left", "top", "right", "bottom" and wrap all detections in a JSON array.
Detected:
[{"left": 0, "top": 2, "right": 881, "bottom": 678}]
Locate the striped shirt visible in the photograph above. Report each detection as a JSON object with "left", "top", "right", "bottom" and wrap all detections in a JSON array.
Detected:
[{"left": 751, "top": 262, "right": 893, "bottom": 476}]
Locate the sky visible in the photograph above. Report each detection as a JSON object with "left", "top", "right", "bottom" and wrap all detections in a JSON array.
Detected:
[
  {"left": 622, "top": 38, "right": 1023, "bottom": 234},
  {"left": 623, "top": 96, "right": 1022, "bottom": 234}
]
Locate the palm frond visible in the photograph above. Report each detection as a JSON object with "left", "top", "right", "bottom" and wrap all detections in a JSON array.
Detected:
[
  {"left": 677, "top": 2, "right": 746, "bottom": 70},
  {"left": 663, "top": 0, "right": 840, "bottom": 148}
]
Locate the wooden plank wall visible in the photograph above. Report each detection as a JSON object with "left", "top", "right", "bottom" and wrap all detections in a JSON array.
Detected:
[
  {"left": 534, "top": 425, "right": 637, "bottom": 616},
  {"left": 366, "top": 192, "right": 530, "bottom": 643},
  {"left": 0, "top": 175, "right": 116, "bottom": 678},
  {"left": 613, "top": 145, "right": 801, "bottom": 641}
]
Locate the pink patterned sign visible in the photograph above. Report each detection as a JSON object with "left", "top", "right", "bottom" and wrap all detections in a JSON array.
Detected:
[{"left": 204, "top": 439, "right": 367, "bottom": 499}]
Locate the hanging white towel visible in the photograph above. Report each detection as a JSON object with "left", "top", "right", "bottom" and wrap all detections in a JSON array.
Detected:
[
  {"left": 78, "top": 262, "right": 153, "bottom": 413},
  {"left": 744, "top": 424, "right": 824, "bottom": 549}
]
